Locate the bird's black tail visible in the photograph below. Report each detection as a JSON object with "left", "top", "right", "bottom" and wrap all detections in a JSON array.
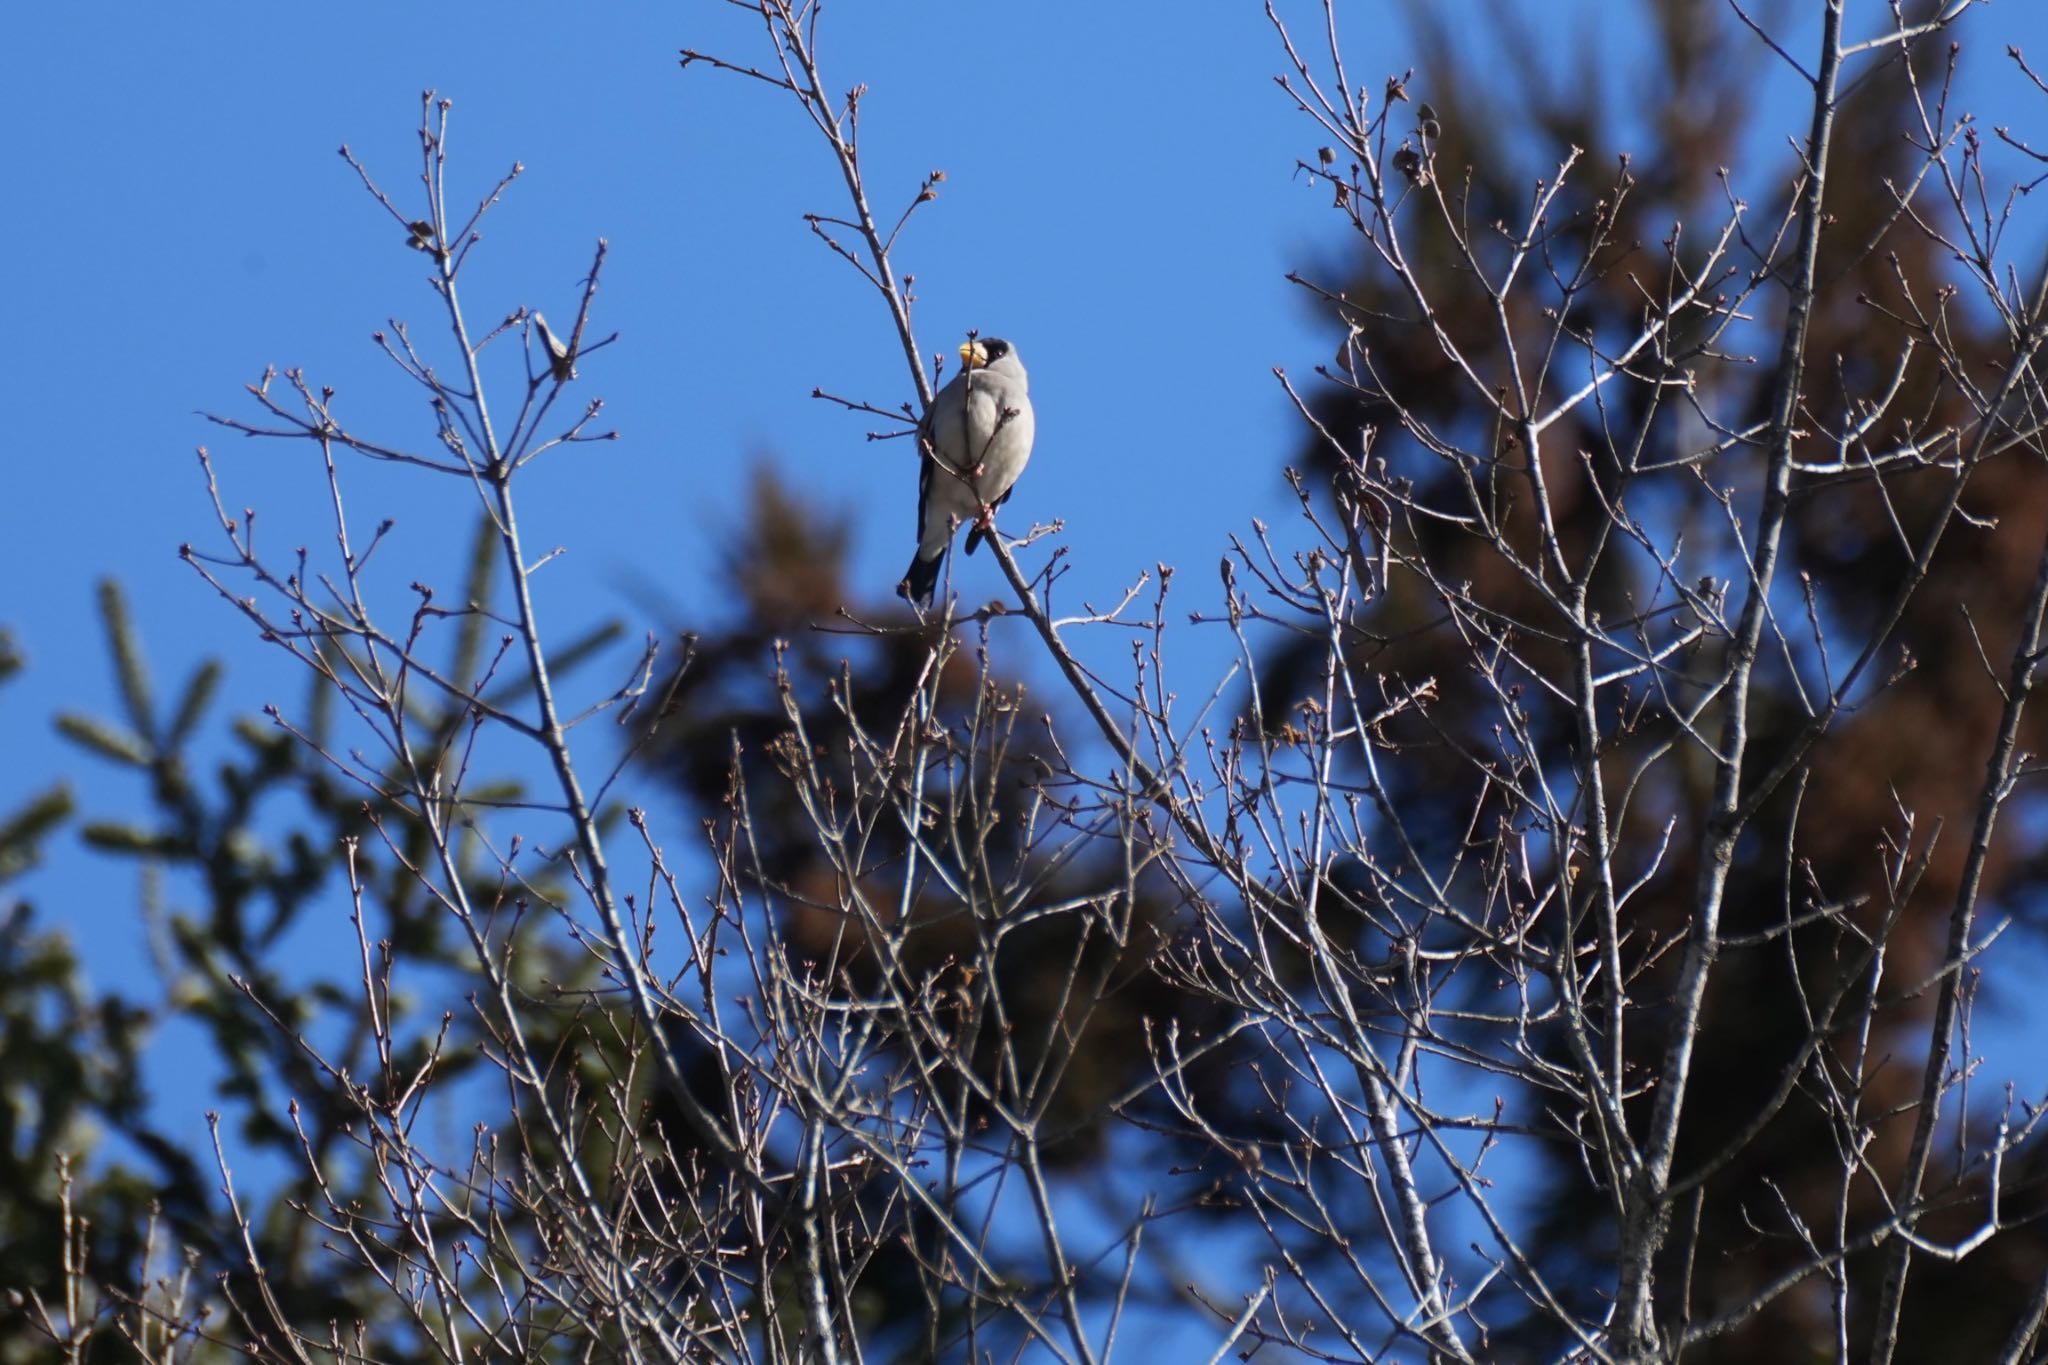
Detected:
[{"left": 899, "top": 549, "right": 945, "bottom": 607}]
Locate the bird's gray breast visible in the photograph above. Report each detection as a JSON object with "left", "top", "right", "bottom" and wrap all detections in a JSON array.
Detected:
[
  {"left": 915, "top": 363, "right": 1035, "bottom": 550},
  {"left": 960, "top": 378, "right": 1034, "bottom": 500}
]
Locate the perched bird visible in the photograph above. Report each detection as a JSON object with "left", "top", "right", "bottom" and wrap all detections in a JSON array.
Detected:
[
  {"left": 530, "top": 310, "right": 576, "bottom": 382},
  {"left": 899, "top": 336, "right": 1036, "bottom": 607}
]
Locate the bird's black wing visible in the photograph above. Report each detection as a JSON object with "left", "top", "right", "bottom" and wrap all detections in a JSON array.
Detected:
[
  {"left": 900, "top": 417, "right": 945, "bottom": 605},
  {"left": 913, "top": 410, "right": 936, "bottom": 540},
  {"left": 963, "top": 486, "right": 1013, "bottom": 557}
]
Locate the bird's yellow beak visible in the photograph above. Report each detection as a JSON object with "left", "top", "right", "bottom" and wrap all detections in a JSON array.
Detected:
[{"left": 959, "top": 339, "right": 989, "bottom": 369}]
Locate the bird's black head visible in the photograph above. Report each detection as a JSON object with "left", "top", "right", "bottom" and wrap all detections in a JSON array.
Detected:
[{"left": 960, "top": 335, "right": 1015, "bottom": 370}]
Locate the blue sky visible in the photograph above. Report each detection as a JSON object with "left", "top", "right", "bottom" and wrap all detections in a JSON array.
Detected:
[
  {"left": 0, "top": 3, "right": 1364, "bottom": 1021},
  {"left": 6, "top": 0, "right": 2048, "bottom": 1297}
]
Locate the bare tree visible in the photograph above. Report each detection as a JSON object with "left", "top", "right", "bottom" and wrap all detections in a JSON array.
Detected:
[{"left": 18, "top": 2, "right": 2048, "bottom": 1362}]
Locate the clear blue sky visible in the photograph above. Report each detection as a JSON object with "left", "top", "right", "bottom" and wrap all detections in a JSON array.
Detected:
[
  {"left": 0, "top": 3, "right": 1361, "bottom": 1027},
  {"left": 5, "top": 0, "right": 2047, "bottom": 1227}
]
